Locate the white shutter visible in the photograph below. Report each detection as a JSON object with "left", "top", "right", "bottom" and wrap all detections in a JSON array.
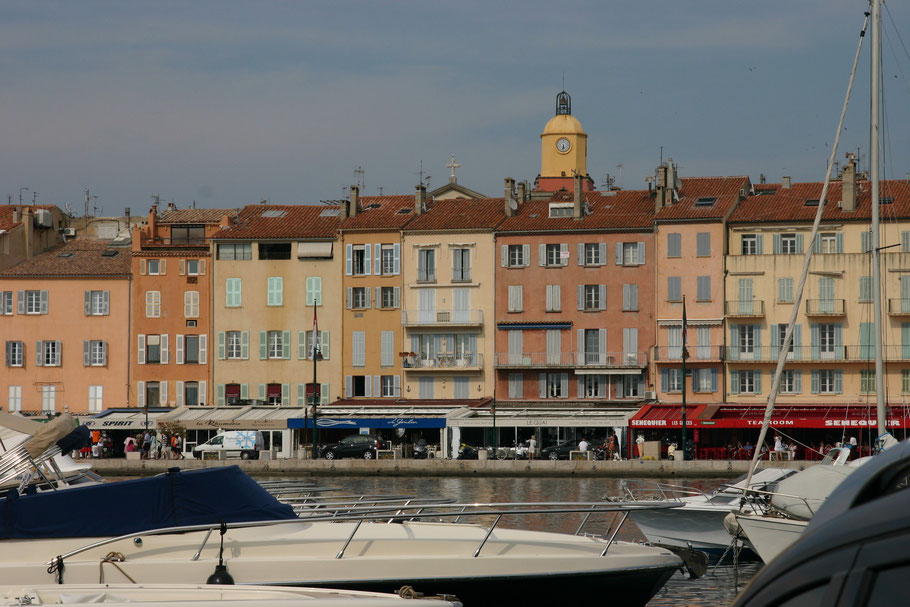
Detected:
[
  {"left": 345, "top": 244, "right": 353, "bottom": 275},
  {"left": 179, "top": 260, "right": 186, "bottom": 275},
  {"left": 522, "top": 244, "right": 531, "bottom": 266},
  {"left": 160, "top": 334, "right": 169, "bottom": 364},
  {"left": 393, "top": 375, "right": 401, "bottom": 397},
  {"left": 393, "top": 243, "right": 400, "bottom": 274},
  {"left": 363, "top": 244, "right": 372, "bottom": 275},
  {"left": 560, "top": 243, "right": 569, "bottom": 266},
  {"left": 199, "top": 381, "right": 206, "bottom": 405},
  {"left": 176, "top": 334, "right": 185, "bottom": 365},
  {"left": 345, "top": 376, "right": 353, "bottom": 398},
  {"left": 160, "top": 381, "right": 168, "bottom": 406},
  {"left": 199, "top": 334, "right": 207, "bottom": 364},
  {"left": 501, "top": 245, "right": 508, "bottom": 267},
  {"left": 137, "top": 382, "right": 145, "bottom": 407},
  {"left": 160, "top": 260, "right": 166, "bottom": 275},
  {"left": 140, "top": 259, "right": 146, "bottom": 275},
  {"left": 199, "top": 260, "right": 206, "bottom": 275},
  {"left": 176, "top": 381, "right": 185, "bottom": 406},
  {"left": 138, "top": 334, "right": 146, "bottom": 365},
  {"left": 374, "top": 243, "right": 382, "bottom": 274},
  {"left": 538, "top": 244, "right": 546, "bottom": 266},
  {"left": 615, "top": 243, "right": 623, "bottom": 265},
  {"left": 599, "top": 285, "right": 607, "bottom": 310}
]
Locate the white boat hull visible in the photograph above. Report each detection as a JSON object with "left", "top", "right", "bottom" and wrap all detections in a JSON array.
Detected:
[
  {"left": 631, "top": 505, "right": 746, "bottom": 555},
  {"left": 734, "top": 514, "right": 807, "bottom": 562}
]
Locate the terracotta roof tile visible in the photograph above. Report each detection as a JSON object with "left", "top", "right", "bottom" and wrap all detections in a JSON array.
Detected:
[
  {"left": 729, "top": 179, "right": 910, "bottom": 224},
  {"left": 215, "top": 204, "right": 341, "bottom": 240},
  {"left": 339, "top": 196, "right": 417, "bottom": 230},
  {"left": 497, "top": 190, "right": 654, "bottom": 232},
  {"left": 654, "top": 177, "right": 750, "bottom": 222},
  {"left": 0, "top": 239, "right": 130, "bottom": 277},
  {"left": 405, "top": 198, "right": 507, "bottom": 231},
  {"left": 157, "top": 208, "right": 237, "bottom": 224}
]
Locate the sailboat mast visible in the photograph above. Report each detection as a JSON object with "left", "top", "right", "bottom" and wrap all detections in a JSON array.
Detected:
[{"left": 871, "top": 0, "right": 886, "bottom": 436}]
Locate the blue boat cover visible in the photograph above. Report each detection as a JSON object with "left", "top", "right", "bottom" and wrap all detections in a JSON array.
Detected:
[{"left": 0, "top": 466, "right": 296, "bottom": 539}]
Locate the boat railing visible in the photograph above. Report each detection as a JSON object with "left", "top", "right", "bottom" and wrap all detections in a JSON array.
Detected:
[
  {"left": 46, "top": 500, "right": 684, "bottom": 573},
  {"left": 287, "top": 495, "right": 459, "bottom": 516},
  {"left": 0, "top": 444, "right": 66, "bottom": 493},
  {"left": 618, "top": 480, "right": 713, "bottom": 502},
  {"left": 739, "top": 487, "right": 819, "bottom": 519}
]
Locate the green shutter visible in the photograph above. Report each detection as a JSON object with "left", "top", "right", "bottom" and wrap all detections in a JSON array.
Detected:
[{"left": 259, "top": 331, "right": 267, "bottom": 360}]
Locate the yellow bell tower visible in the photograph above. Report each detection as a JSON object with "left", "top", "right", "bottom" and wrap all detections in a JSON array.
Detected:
[{"left": 537, "top": 91, "right": 591, "bottom": 192}]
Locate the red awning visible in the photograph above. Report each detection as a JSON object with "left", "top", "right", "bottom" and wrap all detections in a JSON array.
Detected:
[{"left": 630, "top": 404, "right": 910, "bottom": 429}]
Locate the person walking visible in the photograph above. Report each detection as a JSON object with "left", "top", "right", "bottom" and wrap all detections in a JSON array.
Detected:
[{"left": 528, "top": 436, "right": 537, "bottom": 460}]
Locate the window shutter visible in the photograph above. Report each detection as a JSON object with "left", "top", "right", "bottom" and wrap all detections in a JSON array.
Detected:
[
  {"left": 729, "top": 324, "right": 739, "bottom": 360},
  {"left": 374, "top": 243, "right": 382, "bottom": 274},
  {"left": 730, "top": 370, "right": 739, "bottom": 394},
  {"left": 615, "top": 243, "right": 623, "bottom": 265},
  {"left": 373, "top": 375, "right": 381, "bottom": 397},
  {"left": 599, "top": 329, "right": 607, "bottom": 363},
  {"left": 577, "top": 243, "right": 584, "bottom": 265},
  {"left": 501, "top": 245, "right": 508, "bottom": 267},
  {"left": 393, "top": 375, "right": 401, "bottom": 397},
  {"left": 811, "top": 370, "right": 820, "bottom": 394},
  {"left": 637, "top": 242, "right": 645, "bottom": 265},
  {"left": 160, "top": 381, "right": 168, "bottom": 406},
  {"left": 577, "top": 329, "right": 584, "bottom": 363},
  {"left": 755, "top": 235, "right": 764, "bottom": 255},
  {"left": 393, "top": 243, "right": 401, "bottom": 274},
  {"left": 160, "top": 334, "right": 169, "bottom": 364},
  {"left": 560, "top": 373, "right": 568, "bottom": 398},
  {"left": 199, "top": 260, "right": 206, "bottom": 275},
  {"left": 83, "top": 340, "right": 90, "bottom": 366},
  {"left": 366, "top": 287, "right": 372, "bottom": 309},
  {"left": 160, "top": 260, "right": 166, "bottom": 275},
  {"left": 834, "top": 324, "right": 843, "bottom": 359},
  {"left": 522, "top": 244, "right": 531, "bottom": 266},
  {"left": 321, "top": 331, "right": 330, "bottom": 360},
  {"left": 793, "top": 370, "right": 802, "bottom": 393},
  {"left": 259, "top": 331, "right": 267, "bottom": 359},
  {"left": 101, "top": 341, "right": 107, "bottom": 366},
  {"left": 176, "top": 334, "right": 185, "bottom": 364},
  {"left": 539, "top": 373, "right": 546, "bottom": 398},
  {"left": 598, "top": 243, "right": 607, "bottom": 265},
  {"left": 835, "top": 233, "right": 844, "bottom": 253},
  {"left": 754, "top": 371, "right": 762, "bottom": 394},
  {"left": 560, "top": 243, "right": 569, "bottom": 266},
  {"left": 903, "top": 231, "right": 910, "bottom": 252},
  {"left": 140, "top": 259, "right": 146, "bottom": 275},
  {"left": 84, "top": 291, "right": 91, "bottom": 315},
  {"left": 39, "top": 291, "right": 48, "bottom": 314},
  {"left": 577, "top": 285, "right": 584, "bottom": 311},
  {"left": 773, "top": 234, "right": 781, "bottom": 254},
  {"left": 770, "top": 324, "right": 779, "bottom": 360},
  {"left": 296, "top": 383, "right": 305, "bottom": 406},
  {"left": 623, "top": 285, "right": 631, "bottom": 310},
  {"left": 137, "top": 382, "right": 145, "bottom": 407},
  {"left": 281, "top": 384, "right": 289, "bottom": 406},
  {"left": 363, "top": 244, "right": 372, "bottom": 275},
  {"left": 538, "top": 244, "right": 546, "bottom": 266},
  {"left": 599, "top": 285, "right": 607, "bottom": 310},
  {"left": 179, "top": 260, "right": 186, "bottom": 275},
  {"left": 176, "top": 381, "right": 185, "bottom": 406},
  {"left": 258, "top": 384, "right": 266, "bottom": 401},
  {"left": 810, "top": 324, "right": 820, "bottom": 359},
  {"left": 345, "top": 244, "right": 353, "bottom": 275},
  {"left": 217, "top": 384, "right": 226, "bottom": 406},
  {"left": 137, "top": 334, "right": 146, "bottom": 365},
  {"left": 199, "top": 334, "right": 207, "bottom": 364},
  {"left": 282, "top": 330, "right": 291, "bottom": 359},
  {"left": 660, "top": 368, "right": 668, "bottom": 392},
  {"left": 545, "top": 285, "right": 552, "bottom": 311},
  {"left": 298, "top": 331, "right": 306, "bottom": 359},
  {"left": 711, "top": 369, "right": 719, "bottom": 392},
  {"left": 17, "top": 291, "right": 24, "bottom": 314},
  {"left": 240, "top": 384, "right": 249, "bottom": 400},
  {"left": 391, "top": 287, "right": 400, "bottom": 308},
  {"left": 241, "top": 331, "right": 249, "bottom": 359},
  {"left": 345, "top": 288, "right": 352, "bottom": 309},
  {"left": 345, "top": 376, "right": 352, "bottom": 398}
]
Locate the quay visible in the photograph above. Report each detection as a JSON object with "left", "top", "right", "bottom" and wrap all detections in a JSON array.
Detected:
[{"left": 89, "top": 457, "right": 807, "bottom": 478}]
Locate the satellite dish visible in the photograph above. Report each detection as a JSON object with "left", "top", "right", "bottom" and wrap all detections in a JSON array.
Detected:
[{"left": 509, "top": 198, "right": 518, "bottom": 211}]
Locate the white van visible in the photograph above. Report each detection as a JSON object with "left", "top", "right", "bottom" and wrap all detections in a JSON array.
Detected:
[{"left": 192, "top": 431, "right": 264, "bottom": 460}]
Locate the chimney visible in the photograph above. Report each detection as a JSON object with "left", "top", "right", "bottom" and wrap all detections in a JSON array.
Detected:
[
  {"left": 22, "top": 208, "right": 32, "bottom": 259},
  {"left": 167, "top": 202, "right": 176, "bottom": 211},
  {"left": 655, "top": 164, "right": 670, "bottom": 211},
  {"left": 125, "top": 207, "right": 131, "bottom": 222},
  {"left": 573, "top": 174, "right": 584, "bottom": 219},
  {"left": 841, "top": 156, "right": 857, "bottom": 212},
  {"left": 782, "top": 176, "right": 791, "bottom": 189},
  {"left": 414, "top": 184, "right": 426, "bottom": 215},
  {"left": 148, "top": 205, "right": 158, "bottom": 239},
  {"left": 517, "top": 181, "right": 527, "bottom": 205},
  {"left": 346, "top": 185, "right": 359, "bottom": 219},
  {"left": 11, "top": 208, "right": 19, "bottom": 224},
  {"left": 503, "top": 177, "right": 516, "bottom": 217}
]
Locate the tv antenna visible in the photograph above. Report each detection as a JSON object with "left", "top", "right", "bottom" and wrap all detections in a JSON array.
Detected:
[{"left": 353, "top": 165, "right": 365, "bottom": 191}]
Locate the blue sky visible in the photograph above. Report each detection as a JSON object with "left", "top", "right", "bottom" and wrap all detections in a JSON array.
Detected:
[{"left": 1, "top": 1, "right": 908, "bottom": 214}]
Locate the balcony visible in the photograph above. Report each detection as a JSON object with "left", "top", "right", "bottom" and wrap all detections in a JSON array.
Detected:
[
  {"left": 654, "top": 345, "right": 725, "bottom": 362},
  {"left": 492, "top": 352, "right": 647, "bottom": 369},
  {"left": 141, "top": 237, "right": 208, "bottom": 248},
  {"left": 727, "top": 345, "right": 847, "bottom": 362},
  {"left": 401, "top": 309, "right": 483, "bottom": 327},
  {"left": 805, "top": 299, "right": 846, "bottom": 316},
  {"left": 402, "top": 353, "right": 483, "bottom": 372},
  {"left": 888, "top": 299, "right": 910, "bottom": 316},
  {"left": 724, "top": 300, "right": 765, "bottom": 318}
]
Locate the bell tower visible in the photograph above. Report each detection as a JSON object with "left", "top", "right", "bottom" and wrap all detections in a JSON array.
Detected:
[{"left": 536, "top": 91, "right": 592, "bottom": 192}]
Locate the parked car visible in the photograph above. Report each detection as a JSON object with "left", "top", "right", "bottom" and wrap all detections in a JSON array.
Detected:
[
  {"left": 320, "top": 434, "right": 388, "bottom": 460},
  {"left": 540, "top": 440, "right": 577, "bottom": 460},
  {"left": 192, "top": 431, "right": 263, "bottom": 460}
]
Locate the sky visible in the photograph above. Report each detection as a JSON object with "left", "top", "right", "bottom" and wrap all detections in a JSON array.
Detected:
[{"left": 1, "top": 1, "right": 909, "bottom": 215}]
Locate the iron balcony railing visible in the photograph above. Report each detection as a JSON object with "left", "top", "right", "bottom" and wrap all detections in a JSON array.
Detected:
[
  {"left": 402, "top": 353, "right": 484, "bottom": 370},
  {"left": 724, "top": 300, "right": 765, "bottom": 316},
  {"left": 492, "top": 352, "right": 647, "bottom": 368},
  {"left": 805, "top": 299, "right": 846, "bottom": 316},
  {"left": 726, "top": 345, "right": 847, "bottom": 362},
  {"left": 653, "top": 345, "right": 725, "bottom": 361},
  {"left": 401, "top": 309, "right": 483, "bottom": 326},
  {"left": 888, "top": 299, "right": 910, "bottom": 315}
]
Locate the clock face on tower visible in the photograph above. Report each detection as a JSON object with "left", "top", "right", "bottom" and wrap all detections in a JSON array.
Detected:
[{"left": 556, "top": 137, "right": 571, "bottom": 153}]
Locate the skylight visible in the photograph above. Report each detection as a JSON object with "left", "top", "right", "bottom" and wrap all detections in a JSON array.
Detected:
[
  {"left": 397, "top": 209, "right": 412, "bottom": 214},
  {"left": 319, "top": 208, "right": 341, "bottom": 217},
  {"left": 101, "top": 250, "right": 119, "bottom": 257},
  {"left": 365, "top": 203, "right": 382, "bottom": 210},
  {"left": 261, "top": 210, "right": 286, "bottom": 218},
  {"left": 805, "top": 199, "right": 820, "bottom": 206},
  {"left": 58, "top": 252, "right": 74, "bottom": 258},
  {"left": 880, "top": 196, "right": 894, "bottom": 204},
  {"left": 694, "top": 197, "right": 717, "bottom": 206}
]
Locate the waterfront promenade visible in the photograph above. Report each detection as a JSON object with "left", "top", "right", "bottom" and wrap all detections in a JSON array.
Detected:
[{"left": 90, "top": 457, "right": 806, "bottom": 478}]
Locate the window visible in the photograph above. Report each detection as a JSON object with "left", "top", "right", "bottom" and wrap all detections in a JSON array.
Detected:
[
  {"left": 739, "top": 370, "right": 759, "bottom": 394},
  {"left": 508, "top": 373, "right": 523, "bottom": 399},
  {"left": 508, "top": 286, "right": 523, "bottom": 312},
  {"left": 739, "top": 325, "right": 755, "bottom": 356},
  {"left": 508, "top": 245, "right": 526, "bottom": 267},
  {"left": 696, "top": 232, "right": 711, "bottom": 256},
  {"left": 6, "top": 341, "right": 23, "bottom": 367},
  {"left": 621, "top": 242, "right": 643, "bottom": 265},
  {"left": 697, "top": 326, "right": 711, "bottom": 359},
  {"left": 545, "top": 244, "right": 561, "bottom": 267},
  {"left": 186, "top": 259, "right": 200, "bottom": 275},
  {"left": 780, "top": 370, "right": 800, "bottom": 394},
  {"left": 184, "top": 291, "right": 199, "bottom": 318},
  {"left": 304, "top": 330, "right": 329, "bottom": 360},
  {"left": 697, "top": 276, "right": 711, "bottom": 301},
  {"left": 146, "top": 335, "right": 162, "bottom": 364},
  {"left": 583, "top": 329, "right": 603, "bottom": 364},
  {"left": 352, "top": 287, "right": 369, "bottom": 309},
  {"left": 305, "top": 276, "right": 322, "bottom": 306},
  {"left": 694, "top": 369, "right": 716, "bottom": 393},
  {"left": 25, "top": 290, "right": 44, "bottom": 314},
  {"left": 584, "top": 375, "right": 605, "bottom": 398},
  {"left": 41, "top": 340, "right": 61, "bottom": 366},
  {"left": 779, "top": 278, "right": 794, "bottom": 303},
  {"left": 225, "top": 278, "right": 242, "bottom": 307},
  {"left": 741, "top": 234, "right": 759, "bottom": 255},
  {"left": 860, "top": 370, "right": 876, "bottom": 394},
  {"left": 816, "top": 369, "right": 839, "bottom": 394},
  {"left": 584, "top": 285, "right": 602, "bottom": 311},
  {"left": 8, "top": 386, "right": 22, "bottom": 412},
  {"left": 226, "top": 331, "right": 242, "bottom": 359},
  {"left": 419, "top": 377, "right": 434, "bottom": 399},
  {"left": 381, "top": 246, "right": 396, "bottom": 275},
  {"left": 41, "top": 385, "right": 56, "bottom": 413},
  {"left": 268, "top": 331, "right": 284, "bottom": 359},
  {"left": 903, "top": 370, "right": 910, "bottom": 394},
  {"left": 184, "top": 335, "right": 200, "bottom": 364},
  {"left": 780, "top": 234, "right": 798, "bottom": 254},
  {"left": 819, "top": 323, "right": 836, "bottom": 357},
  {"left": 183, "top": 381, "right": 199, "bottom": 406},
  {"left": 0, "top": 291, "right": 12, "bottom": 315},
  {"left": 546, "top": 373, "right": 566, "bottom": 398},
  {"left": 380, "top": 376, "right": 396, "bottom": 397},
  {"left": 545, "top": 284, "right": 561, "bottom": 312},
  {"left": 259, "top": 242, "right": 291, "bottom": 260},
  {"left": 352, "top": 246, "right": 366, "bottom": 275},
  {"left": 217, "top": 243, "right": 252, "bottom": 260},
  {"left": 267, "top": 277, "right": 283, "bottom": 306},
  {"left": 352, "top": 331, "right": 366, "bottom": 367},
  {"left": 667, "top": 277, "right": 682, "bottom": 302},
  {"left": 622, "top": 284, "right": 639, "bottom": 311},
  {"left": 85, "top": 290, "right": 109, "bottom": 315},
  {"left": 145, "top": 291, "right": 161, "bottom": 318},
  {"left": 146, "top": 259, "right": 161, "bottom": 275},
  {"left": 88, "top": 385, "right": 103, "bottom": 413},
  {"left": 819, "top": 233, "right": 839, "bottom": 254},
  {"left": 667, "top": 368, "right": 683, "bottom": 392},
  {"left": 584, "top": 243, "right": 604, "bottom": 266},
  {"left": 452, "top": 248, "right": 471, "bottom": 281},
  {"left": 667, "top": 233, "right": 681, "bottom": 258},
  {"left": 417, "top": 249, "right": 436, "bottom": 282},
  {"left": 859, "top": 276, "right": 873, "bottom": 302},
  {"left": 548, "top": 203, "right": 573, "bottom": 218},
  {"left": 622, "top": 375, "right": 642, "bottom": 397},
  {"left": 86, "top": 340, "right": 106, "bottom": 366},
  {"left": 171, "top": 225, "right": 205, "bottom": 243}
]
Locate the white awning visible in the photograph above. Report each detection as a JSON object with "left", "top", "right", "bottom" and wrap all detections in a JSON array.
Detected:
[
  {"left": 84, "top": 410, "right": 169, "bottom": 431},
  {"left": 297, "top": 242, "right": 333, "bottom": 258},
  {"left": 448, "top": 409, "right": 637, "bottom": 428}
]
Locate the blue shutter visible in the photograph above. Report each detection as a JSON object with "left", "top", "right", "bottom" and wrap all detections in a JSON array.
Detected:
[
  {"left": 755, "top": 235, "right": 764, "bottom": 255},
  {"left": 796, "top": 234, "right": 804, "bottom": 253},
  {"left": 393, "top": 243, "right": 401, "bottom": 275},
  {"left": 770, "top": 324, "right": 779, "bottom": 360},
  {"left": 834, "top": 324, "right": 843, "bottom": 359},
  {"left": 711, "top": 369, "right": 718, "bottom": 392},
  {"left": 345, "top": 244, "right": 353, "bottom": 275},
  {"left": 793, "top": 324, "right": 802, "bottom": 360},
  {"left": 793, "top": 370, "right": 802, "bottom": 394},
  {"left": 730, "top": 371, "right": 740, "bottom": 394},
  {"left": 729, "top": 324, "right": 740, "bottom": 360},
  {"left": 811, "top": 324, "right": 820, "bottom": 360},
  {"left": 773, "top": 234, "right": 781, "bottom": 254},
  {"left": 259, "top": 331, "right": 267, "bottom": 360},
  {"left": 754, "top": 326, "right": 762, "bottom": 358},
  {"left": 754, "top": 371, "right": 762, "bottom": 394},
  {"left": 903, "top": 323, "right": 910, "bottom": 359},
  {"left": 811, "top": 370, "right": 820, "bottom": 394},
  {"left": 834, "top": 370, "right": 843, "bottom": 394},
  {"left": 836, "top": 233, "right": 844, "bottom": 253},
  {"left": 660, "top": 368, "right": 668, "bottom": 392}
]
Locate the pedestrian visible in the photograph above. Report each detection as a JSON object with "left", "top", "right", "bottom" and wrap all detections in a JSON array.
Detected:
[
  {"left": 172, "top": 433, "right": 184, "bottom": 460},
  {"left": 124, "top": 435, "right": 136, "bottom": 453},
  {"left": 773, "top": 435, "right": 784, "bottom": 460},
  {"left": 528, "top": 436, "right": 537, "bottom": 460},
  {"left": 149, "top": 432, "right": 158, "bottom": 460},
  {"left": 636, "top": 434, "right": 645, "bottom": 459},
  {"left": 142, "top": 430, "right": 151, "bottom": 460},
  {"left": 578, "top": 437, "right": 589, "bottom": 452},
  {"left": 160, "top": 434, "right": 170, "bottom": 459}
]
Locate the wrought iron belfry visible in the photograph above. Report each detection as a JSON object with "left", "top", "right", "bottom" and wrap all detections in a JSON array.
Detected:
[{"left": 555, "top": 91, "right": 571, "bottom": 115}]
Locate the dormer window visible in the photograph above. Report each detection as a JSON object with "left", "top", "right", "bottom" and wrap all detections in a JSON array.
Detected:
[
  {"left": 695, "top": 197, "right": 716, "bottom": 207},
  {"left": 548, "top": 203, "right": 573, "bottom": 218}
]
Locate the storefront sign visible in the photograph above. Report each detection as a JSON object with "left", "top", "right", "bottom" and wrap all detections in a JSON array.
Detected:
[{"left": 288, "top": 417, "right": 446, "bottom": 429}]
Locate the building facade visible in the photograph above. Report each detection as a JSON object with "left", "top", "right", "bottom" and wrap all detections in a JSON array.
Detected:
[{"left": 0, "top": 205, "right": 68, "bottom": 272}]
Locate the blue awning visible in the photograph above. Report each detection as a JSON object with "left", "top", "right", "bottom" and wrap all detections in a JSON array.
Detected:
[{"left": 289, "top": 417, "right": 447, "bottom": 430}]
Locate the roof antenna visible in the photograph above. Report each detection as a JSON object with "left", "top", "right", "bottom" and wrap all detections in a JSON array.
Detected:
[{"left": 660, "top": 146, "right": 663, "bottom": 165}]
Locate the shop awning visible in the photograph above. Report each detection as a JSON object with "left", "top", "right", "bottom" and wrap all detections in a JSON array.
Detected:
[
  {"left": 630, "top": 404, "right": 910, "bottom": 429},
  {"left": 289, "top": 417, "right": 447, "bottom": 430},
  {"left": 449, "top": 408, "right": 637, "bottom": 428},
  {"left": 84, "top": 409, "right": 171, "bottom": 430},
  {"left": 160, "top": 406, "right": 300, "bottom": 430},
  {"left": 297, "top": 242, "right": 333, "bottom": 258}
]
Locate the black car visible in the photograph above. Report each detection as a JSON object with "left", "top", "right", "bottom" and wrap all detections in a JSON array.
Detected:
[
  {"left": 320, "top": 434, "right": 388, "bottom": 460},
  {"left": 540, "top": 440, "right": 577, "bottom": 460},
  {"left": 733, "top": 439, "right": 910, "bottom": 607}
]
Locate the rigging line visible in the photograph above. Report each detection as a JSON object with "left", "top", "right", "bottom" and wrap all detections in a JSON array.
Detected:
[
  {"left": 745, "top": 10, "right": 870, "bottom": 491},
  {"left": 883, "top": 2, "right": 910, "bottom": 68}
]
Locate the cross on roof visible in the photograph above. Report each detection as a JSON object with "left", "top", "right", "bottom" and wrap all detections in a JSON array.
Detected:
[{"left": 446, "top": 154, "right": 461, "bottom": 183}]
